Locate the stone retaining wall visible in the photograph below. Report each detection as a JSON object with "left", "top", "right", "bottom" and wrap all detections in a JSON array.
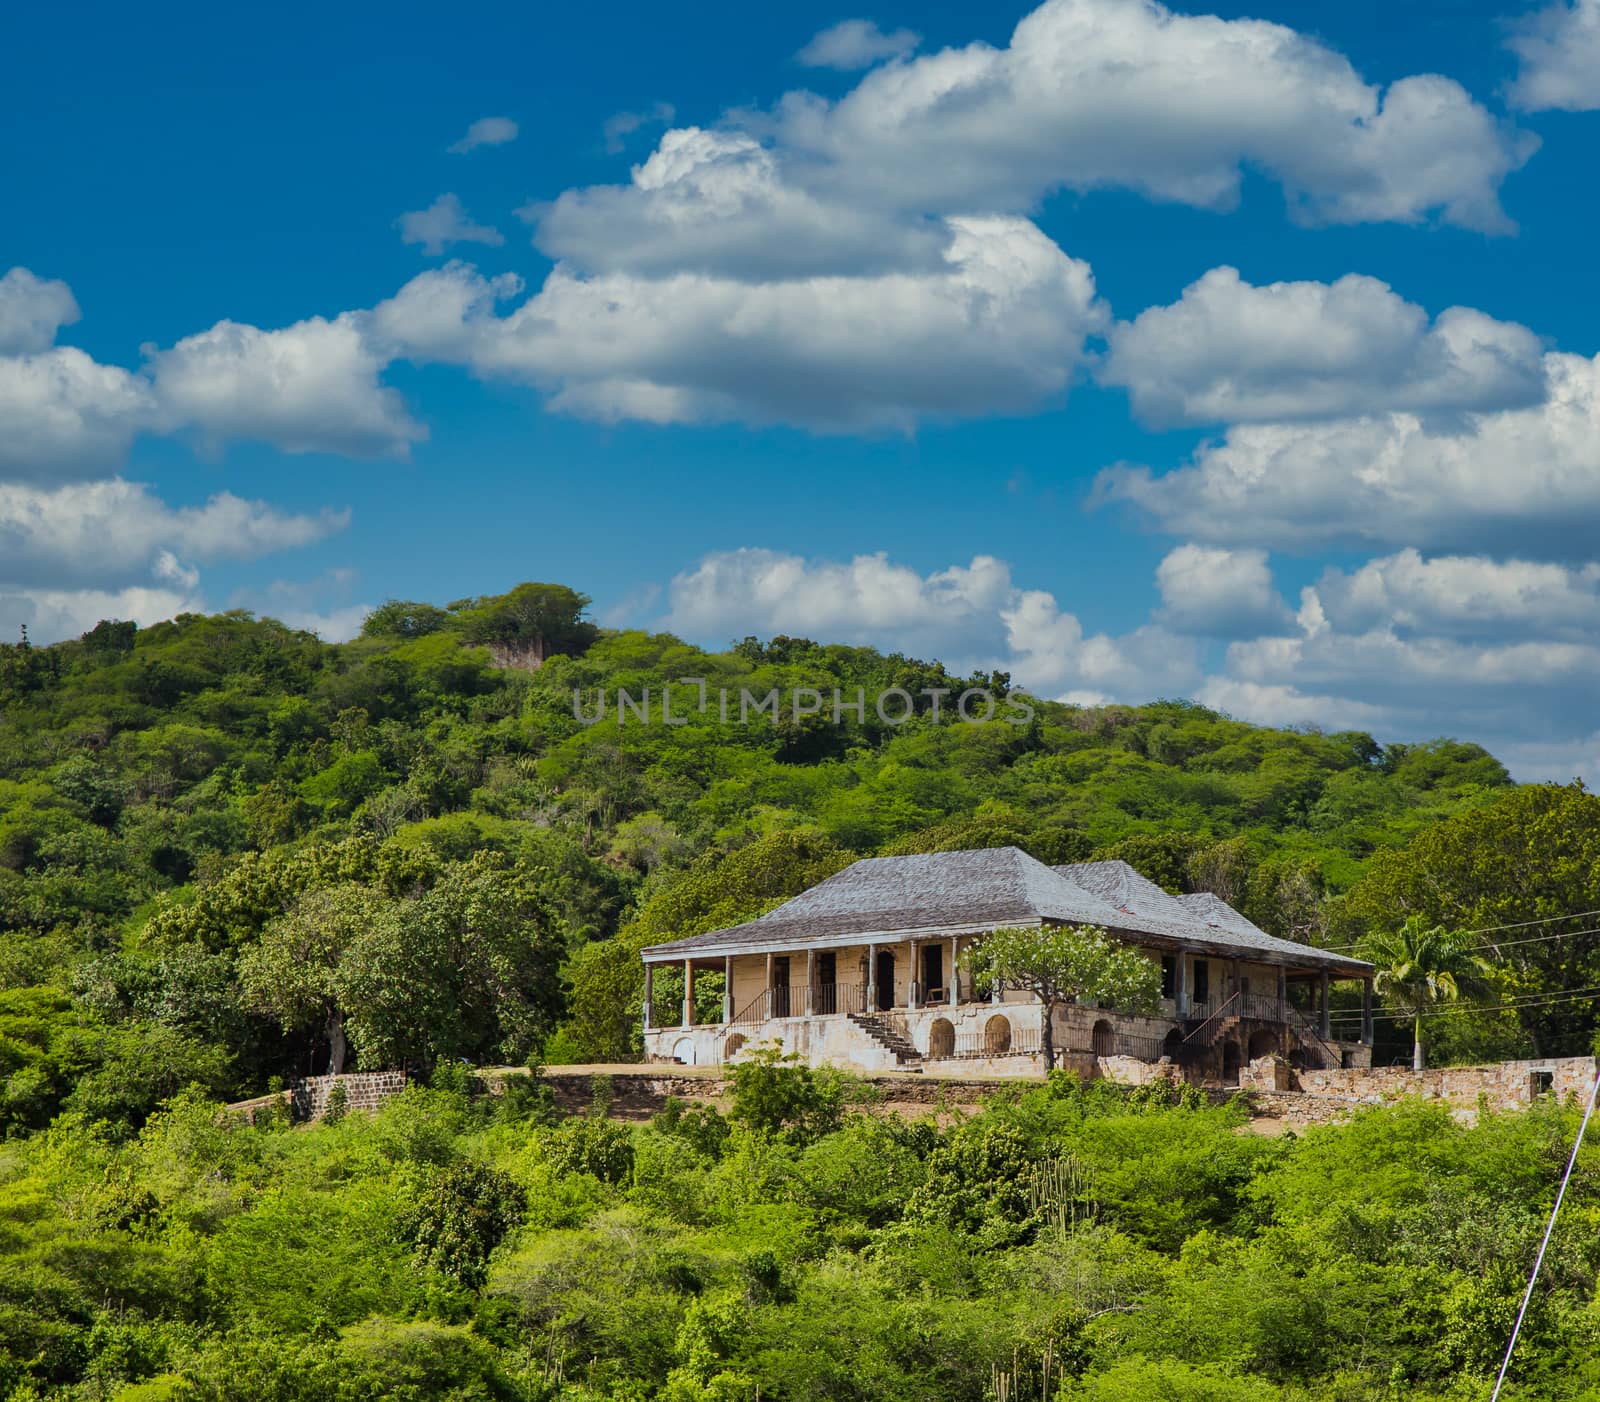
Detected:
[
  {"left": 1294, "top": 1055, "right": 1597, "bottom": 1110},
  {"left": 291, "top": 1070, "right": 407, "bottom": 1121}
]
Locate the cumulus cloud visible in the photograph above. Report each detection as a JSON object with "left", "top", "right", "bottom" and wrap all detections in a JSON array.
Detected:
[
  {"left": 777, "top": 0, "right": 1533, "bottom": 232},
  {"left": 1306, "top": 549, "right": 1600, "bottom": 643},
  {"left": 1506, "top": 0, "right": 1600, "bottom": 112},
  {"left": 448, "top": 115, "right": 518, "bottom": 154},
  {"left": 0, "top": 584, "right": 205, "bottom": 645},
  {"left": 1100, "top": 267, "right": 1546, "bottom": 426},
  {"left": 397, "top": 193, "right": 505, "bottom": 255},
  {"left": 665, "top": 548, "right": 1016, "bottom": 660},
  {"left": 602, "top": 102, "right": 676, "bottom": 154},
  {"left": 532, "top": 127, "right": 951, "bottom": 281},
  {"left": 376, "top": 220, "right": 1105, "bottom": 431},
  {"left": 1095, "top": 351, "right": 1600, "bottom": 559},
  {"left": 797, "top": 19, "right": 920, "bottom": 70},
  {"left": 0, "top": 267, "right": 80, "bottom": 355},
  {"left": 661, "top": 545, "right": 1198, "bottom": 700},
  {"left": 0, "top": 347, "right": 160, "bottom": 480},
  {"left": 146, "top": 312, "right": 426, "bottom": 457},
  {"left": 1154, "top": 544, "right": 1293, "bottom": 636},
  {"left": 0, "top": 479, "right": 348, "bottom": 591}
]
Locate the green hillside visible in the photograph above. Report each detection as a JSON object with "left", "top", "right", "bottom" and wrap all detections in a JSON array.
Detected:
[{"left": 3, "top": 587, "right": 1600, "bottom": 1401}]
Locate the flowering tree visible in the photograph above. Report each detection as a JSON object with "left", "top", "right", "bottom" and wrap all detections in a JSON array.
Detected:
[{"left": 965, "top": 924, "right": 1162, "bottom": 1071}]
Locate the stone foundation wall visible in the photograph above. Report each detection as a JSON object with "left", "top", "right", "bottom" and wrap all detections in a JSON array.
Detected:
[
  {"left": 292, "top": 1070, "right": 407, "bottom": 1121},
  {"left": 1293, "top": 1055, "right": 1597, "bottom": 1110}
]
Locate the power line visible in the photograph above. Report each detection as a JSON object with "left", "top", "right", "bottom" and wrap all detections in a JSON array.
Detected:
[
  {"left": 1328, "top": 984, "right": 1600, "bottom": 1025},
  {"left": 1326, "top": 907, "right": 1600, "bottom": 954}
]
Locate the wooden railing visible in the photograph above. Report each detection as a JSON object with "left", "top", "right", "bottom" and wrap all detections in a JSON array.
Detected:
[{"left": 1182, "top": 991, "right": 1241, "bottom": 1047}]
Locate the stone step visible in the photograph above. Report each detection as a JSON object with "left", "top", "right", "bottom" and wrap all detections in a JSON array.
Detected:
[{"left": 848, "top": 1013, "right": 924, "bottom": 1067}]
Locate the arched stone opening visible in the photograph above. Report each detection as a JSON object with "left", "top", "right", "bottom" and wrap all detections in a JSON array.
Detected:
[
  {"left": 1161, "top": 1028, "right": 1185, "bottom": 1062},
  {"left": 928, "top": 1017, "right": 956, "bottom": 1060},
  {"left": 672, "top": 1037, "right": 696, "bottom": 1066},
  {"left": 1091, "top": 1019, "right": 1116, "bottom": 1057},
  {"left": 1247, "top": 1028, "right": 1279, "bottom": 1061},
  {"left": 984, "top": 1014, "right": 1012, "bottom": 1055},
  {"left": 1221, "top": 1040, "right": 1243, "bottom": 1086}
]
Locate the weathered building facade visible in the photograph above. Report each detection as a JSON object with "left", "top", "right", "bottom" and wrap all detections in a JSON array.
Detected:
[{"left": 640, "top": 847, "right": 1374, "bottom": 1082}]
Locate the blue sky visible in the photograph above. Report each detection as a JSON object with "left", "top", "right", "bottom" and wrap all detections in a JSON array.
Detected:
[{"left": 4, "top": 0, "right": 1599, "bottom": 779}]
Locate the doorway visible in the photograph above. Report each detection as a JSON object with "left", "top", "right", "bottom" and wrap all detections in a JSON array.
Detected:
[
  {"left": 772, "top": 956, "right": 790, "bottom": 1018},
  {"left": 817, "top": 950, "right": 837, "bottom": 1014},
  {"left": 875, "top": 949, "right": 895, "bottom": 1011},
  {"left": 921, "top": 943, "right": 944, "bottom": 1001}
]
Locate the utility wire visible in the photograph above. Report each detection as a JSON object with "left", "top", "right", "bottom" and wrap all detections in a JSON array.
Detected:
[
  {"left": 1327, "top": 984, "right": 1600, "bottom": 1026},
  {"left": 1325, "top": 908, "right": 1600, "bottom": 954},
  {"left": 1490, "top": 1063, "right": 1600, "bottom": 1402}
]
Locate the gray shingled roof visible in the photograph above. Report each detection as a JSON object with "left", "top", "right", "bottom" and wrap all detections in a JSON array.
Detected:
[
  {"left": 1059, "top": 861, "right": 1370, "bottom": 974},
  {"left": 642, "top": 847, "right": 1371, "bottom": 975}
]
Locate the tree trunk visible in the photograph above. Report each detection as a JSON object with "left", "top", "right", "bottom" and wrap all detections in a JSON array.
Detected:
[
  {"left": 327, "top": 1009, "right": 348, "bottom": 1076},
  {"left": 1413, "top": 1020, "right": 1426, "bottom": 1072},
  {"left": 1041, "top": 1002, "right": 1057, "bottom": 1072}
]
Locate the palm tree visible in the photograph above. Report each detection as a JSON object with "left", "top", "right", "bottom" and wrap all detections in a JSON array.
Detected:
[{"left": 1364, "top": 916, "right": 1495, "bottom": 1070}]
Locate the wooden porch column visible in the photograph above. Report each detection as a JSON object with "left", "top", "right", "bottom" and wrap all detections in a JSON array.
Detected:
[
  {"left": 1276, "top": 965, "right": 1287, "bottom": 1021},
  {"left": 682, "top": 960, "right": 694, "bottom": 1028},
  {"left": 1361, "top": 977, "right": 1374, "bottom": 1046},
  {"left": 865, "top": 945, "right": 878, "bottom": 1011},
  {"left": 643, "top": 964, "right": 654, "bottom": 1031},
  {"left": 805, "top": 949, "right": 816, "bottom": 1017},
  {"left": 765, "top": 952, "right": 774, "bottom": 1019},
  {"left": 1318, "top": 970, "right": 1331, "bottom": 1040},
  {"left": 1176, "top": 948, "right": 1190, "bottom": 1017},
  {"left": 722, "top": 955, "right": 733, "bottom": 1024},
  {"left": 949, "top": 935, "right": 959, "bottom": 1007},
  {"left": 908, "top": 939, "right": 919, "bottom": 1009}
]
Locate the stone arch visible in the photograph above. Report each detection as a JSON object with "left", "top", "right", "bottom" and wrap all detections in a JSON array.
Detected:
[
  {"left": 1091, "top": 1019, "right": 1116, "bottom": 1058},
  {"left": 1221, "top": 1040, "right": 1243, "bottom": 1086},
  {"left": 984, "top": 1014, "right": 1012, "bottom": 1055},
  {"left": 671, "top": 1037, "right": 696, "bottom": 1066},
  {"left": 1247, "top": 1027, "right": 1279, "bottom": 1061},
  {"left": 1161, "top": 1028, "right": 1185, "bottom": 1062},
  {"left": 927, "top": 1017, "right": 956, "bottom": 1060},
  {"left": 723, "top": 1032, "right": 747, "bottom": 1061}
]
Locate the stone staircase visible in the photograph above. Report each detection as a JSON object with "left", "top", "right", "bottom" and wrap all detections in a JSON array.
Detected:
[{"left": 848, "top": 1012, "right": 924, "bottom": 1069}]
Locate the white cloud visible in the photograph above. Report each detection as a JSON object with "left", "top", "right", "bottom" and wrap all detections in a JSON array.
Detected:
[
  {"left": 0, "top": 584, "right": 204, "bottom": 645},
  {"left": 0, "top": 479, "right": 347, "bottom": 590},
  {"left": 662, "top": 545, "right": 1198, "bottom": 699},
  {"left": 0, "top": 347, "right": 159, "bottom": 480},
  {"left": 797, "top": 19, "right": 920, "bottom": 70},
  {"left": 146, "top": 312, "right": 426, "bottom": 457},
  {"left": 1100, "top": 267, "right": 1546, "bottom": 426},
  {"left": 666, "top": 548, "right": 1015, "bottom": 659},
  {"left": 602, "top": 102, "right": 676, "bottom": 154},
  {"left": 1308, "top": 549, "right": 1600, "bottom": 642},
  {"left": 376, "top": 219, "right": 1104, "bottom": 431},
  {"left": 1095, "top": 351, "right": 1600, "bottom": 558},
  {"left": 778, "top": 0, "right": 1533, "bottom": 232},
  {"left": 532, "top": 127, "right": 950, "bottom": 281},
  {"left": 397, "top": 193, "right": 505, "bottom": 255},
  {"left": 1506, "top": 0, "right": 1600, "bottom": 112},
  {"left": 448, "top": 115, "right": 518, "bottom": 154},
  {"left": 1155, "top": 544, "right": 1292, "bottom": 636},
  {"left": 0, "top": 267, "right": 80, "bottom": 355}
]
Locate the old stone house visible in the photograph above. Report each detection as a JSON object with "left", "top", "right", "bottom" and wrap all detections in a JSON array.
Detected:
[{"left": 640, "top": 846, "right": 1374, "bottom": 1082}]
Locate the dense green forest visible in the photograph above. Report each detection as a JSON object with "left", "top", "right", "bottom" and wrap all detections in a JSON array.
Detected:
[{"left": 3, "top": 585, "right": 1600, "bottom": 1398}]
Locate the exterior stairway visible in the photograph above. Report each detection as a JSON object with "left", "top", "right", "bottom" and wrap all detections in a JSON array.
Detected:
[{"left": 847, "top": 1012, "right": 924, "bottom": 1069}]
